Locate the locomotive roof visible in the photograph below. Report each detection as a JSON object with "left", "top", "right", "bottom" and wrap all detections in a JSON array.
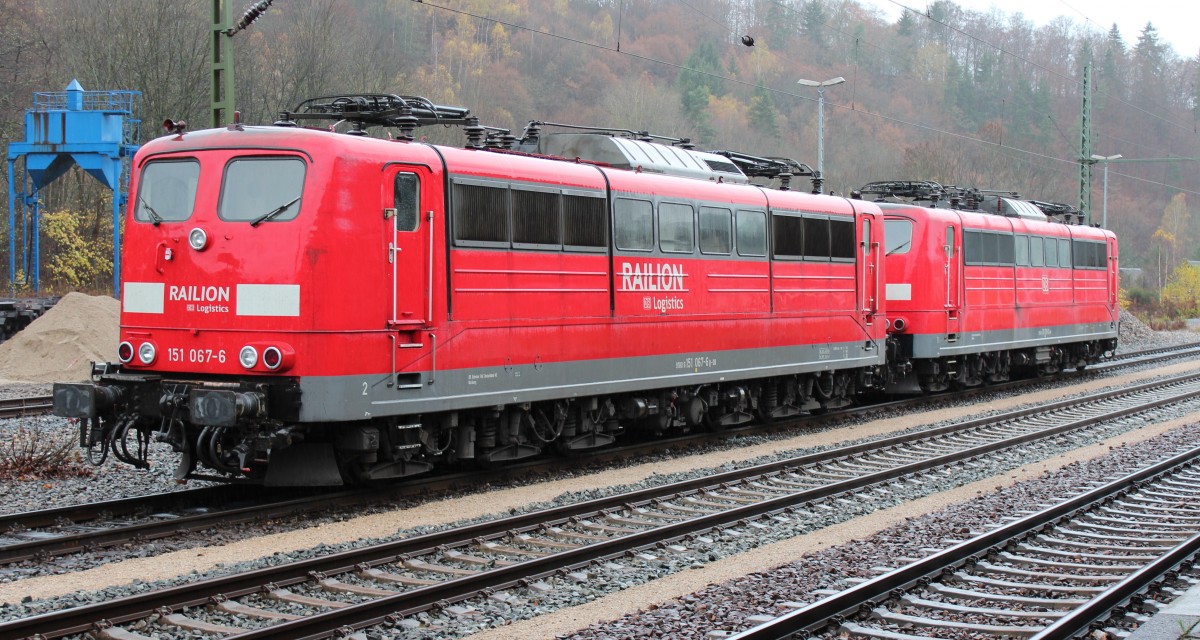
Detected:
[{"left": 534, "top": 133, "right": 751, "bottom": 185}]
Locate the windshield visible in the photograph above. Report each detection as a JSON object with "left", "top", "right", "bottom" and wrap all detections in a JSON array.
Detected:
[
  {"left": 218, "top": 157, "right": 306, "bottom": 223},
  {"left": 884, "top": 218, "right": 913, "bottom": 255},
  {"left": 135, "top": 160, "right": 200, "bottom": 223}
]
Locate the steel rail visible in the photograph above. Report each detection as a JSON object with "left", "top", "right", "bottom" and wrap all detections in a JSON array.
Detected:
[
  {"left": 0, "top": 487, "right": 355, "bottom": 565},
  {"left": 726, "top": 446, "right": 1200, "bottom": 640},
  {"left": 2, "top": 342, "right": 1198, "bottom": 570},
  {"left": 1030, "top": 531, "right": 1200, "bottom": 640},
  {"left": 0, "top": 486, "right": 235, "bottom": 534},
  {"left": 0, "top": 394, "right": 53, "bottom": 418},
  {"left": 6, "top": 371, "right": 1200, "bottom": 639}
]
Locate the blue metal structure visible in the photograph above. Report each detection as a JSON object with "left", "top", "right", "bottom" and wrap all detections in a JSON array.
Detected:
[{"left": 6, "top": 80, "right": 141, "bottom": 295}]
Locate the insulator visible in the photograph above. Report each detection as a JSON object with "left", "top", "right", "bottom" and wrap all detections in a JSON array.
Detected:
[
  {"left": 811, "top": 173, "right": 824, "bottom": 195},
  {"left": 237, "top": 1, "right": 273, "bottom": 30},
  {"left": 395, "top": 106, "right": 418, "bottom": 142},
  {"left": 520, "top": 121, "right": 542, "bottom": 145},
  {"left": 227, "top": 0, "right": 274, "bottom": 36},
  {"left": 463, "top": 117, "right": 485, "bottom": 149},
  {"left": 496, "top": 132, "right": 518, "bottom": 149}
]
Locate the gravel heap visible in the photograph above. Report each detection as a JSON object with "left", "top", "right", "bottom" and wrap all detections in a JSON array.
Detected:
[
  {"left": 1117, "top": 309, "right": 1196, "bottom": 352},
  {"left": 0, "top": 292, "right": 119, "bottom": 383},
  {"left": 1119, "top": 310, "right": 1158, "bottom": 345}
]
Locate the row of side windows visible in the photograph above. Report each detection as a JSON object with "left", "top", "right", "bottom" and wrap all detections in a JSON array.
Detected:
[
  {"left": 772, "top": 212, "right": 856, "bottom": 262},
  {"left": 611, "top": 199, "right": 855, "bottom": 261},
  {"left": 451, "top": 180, "right": 856, "bottom": 261},
  {"left": 613, "top": 198, "right": 769, "bottom": 257},
  {"left": 1072, "top": 239, "right": 1108, "bottom": 269},
  {"left": 962, "top": 230, "right": 1108, "bottom": 269},
  {"left": 453, "top": 181, "right": 609, "bottom": 251}
]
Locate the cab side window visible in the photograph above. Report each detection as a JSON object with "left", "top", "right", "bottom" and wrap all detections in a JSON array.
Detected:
[{"left": 394, "top": 173, "right": 420, "bottom": 232}]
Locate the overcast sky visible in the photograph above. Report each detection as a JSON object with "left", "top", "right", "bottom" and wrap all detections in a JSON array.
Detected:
[{"left": 860, "top": 0, "right": 1199, "bottom": 59}]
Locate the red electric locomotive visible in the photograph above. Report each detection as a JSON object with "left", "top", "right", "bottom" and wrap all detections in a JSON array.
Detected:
[
  {"left": 54, "top": 95, "right": 888, "bottom": 485},
  {"left": 863, "top": 181, "right": 1118, "bottom": 392}
]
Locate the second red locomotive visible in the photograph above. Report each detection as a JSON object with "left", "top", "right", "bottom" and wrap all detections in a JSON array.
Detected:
[{"left": 864, "top": 181, "right": 1118, "bottom": 392}]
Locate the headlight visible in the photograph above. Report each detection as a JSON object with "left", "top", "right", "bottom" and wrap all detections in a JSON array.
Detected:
[
  {"left": 188, "top": 227, "right": 209, "bottom": 251},
  {"left": 137, "top": 342, "right": 157, "bottom": 365},
  {"left": 117, "top": 341, "right": 134, "bottom": 363},
  {"left": 262, "top": 346, "right": 283, "bottom": 370},
  {"left": 239, "top": 346, "right": 258, "bottom": 369}
]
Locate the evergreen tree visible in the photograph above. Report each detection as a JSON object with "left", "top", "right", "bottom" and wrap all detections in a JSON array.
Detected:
[
  {"left": 677, "top": 41, "right": 725, "bottom": 142},
  {"left": 762, "top": 0, "right": 797, "bottom": 50},
  {"left": 1100, "top": 23, "right": 1127, "bottom": 104},
  {"left": 800, "top": 0, "right": 825, "bottom": 47},
  {"left": 896, "top": 9, "right": 917, "bottom": 38},
  {"left": 1133, "top": 22, "right": 1166, "bottom": 78},
  {"left": 1106, "top": 23, "right": 1126, "bottom": 55},
  {"left": 748, "top": 81, "right": 779, "bottom": 137},
  {"left": 1132, "top": 22, "right": 1168, "bottom": 115},
  {"left": 1193, "top": 52, "right": 1200, "bottom": 127}
]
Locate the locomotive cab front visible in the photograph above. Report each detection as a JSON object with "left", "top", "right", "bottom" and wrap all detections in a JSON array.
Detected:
[{"left": 54, "top": 125, "right": 438, "bottom": 485}]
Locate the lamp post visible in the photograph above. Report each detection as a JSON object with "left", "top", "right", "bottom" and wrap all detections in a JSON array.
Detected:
[
  {"left": 1090, "top": 153, "right": 1121, "bottom": 229},
  {"left": 796, "top": 76, "right": 845, "bottom": 183}
]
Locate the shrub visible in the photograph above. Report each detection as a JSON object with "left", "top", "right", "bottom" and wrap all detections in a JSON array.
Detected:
[
  {"left": 1161, "top": 263, "right": 1200, "bottom": 318},
  {"left": 1122, "top": 285, "right": 1157, "bottom": 310},
  {"left": 1148, "top": 315, "right": 1187, "bottom": 331},
  {"left": 0, "top": 422, "right": 93, "bottom": 480}
]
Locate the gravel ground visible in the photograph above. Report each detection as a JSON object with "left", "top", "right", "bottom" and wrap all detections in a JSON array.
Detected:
[
  {"left": 0, "top": 413, "right": 213, "bottom": 515},
  {"left": 3, "top": 358, "right": 1200, "bottom": 636},
  {"left": 560, "top": 423, "right": 1200, "bottom": 640},
  {"left": 1, "top": 348, "right": 1196, "bottom": 590},
  {"left": 0, "top": 318, "right": 1195, "bottom": 636}
]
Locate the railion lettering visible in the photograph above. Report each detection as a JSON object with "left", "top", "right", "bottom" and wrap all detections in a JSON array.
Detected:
[
  {"left": 169, "top": 285, "right": 230, "bottom": 303},
  {"left": 621, "top": 262, "right": 686, "bottom": 291}
]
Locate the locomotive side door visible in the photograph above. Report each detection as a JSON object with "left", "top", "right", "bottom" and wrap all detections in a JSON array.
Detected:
[
  {"left": 1107, "top": 235, "right": 1119, "bottom": 312},
  {"left": 386, "top": 166, "right": 433, "bottom": 327},
  {"left": 860, "top": 212, "right": 879, "bottom": 323},
  {"left": 944, "top": 224, "right": 961, "bottom": 339}
]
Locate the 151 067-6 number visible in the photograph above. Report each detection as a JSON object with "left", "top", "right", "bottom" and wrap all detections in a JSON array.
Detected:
[{"left": 167, "top": 348, "right": 227, "bottom": 364}]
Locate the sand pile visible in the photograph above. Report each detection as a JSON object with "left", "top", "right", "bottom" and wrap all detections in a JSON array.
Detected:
[{"left": 0, "top": 292, "right": 119, "bottom": 383}]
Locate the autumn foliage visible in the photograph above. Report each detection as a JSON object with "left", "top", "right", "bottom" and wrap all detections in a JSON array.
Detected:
[{"left": 0, "top": 0, "right": 1197, "bottom": 294}]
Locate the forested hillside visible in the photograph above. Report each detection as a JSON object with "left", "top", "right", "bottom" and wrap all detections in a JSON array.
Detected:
[{"left": 1, "top": 0, "right": 1198, "bottom": 296}]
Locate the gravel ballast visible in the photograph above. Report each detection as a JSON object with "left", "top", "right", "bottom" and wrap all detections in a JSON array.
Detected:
[
  {"left": 0, "top": 311, "right": 1196, "bottom": 637},
  {"left": 3, "top": 359, "right": 1200, "bottom": 637}
]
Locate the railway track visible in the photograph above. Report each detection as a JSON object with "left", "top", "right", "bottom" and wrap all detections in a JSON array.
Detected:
[
  {"left": 2, "top": 341, "right": 1199, "bottom": 572},
  {"left": 5, "top": 370, "right": 1200, "bottom": 639},
  {"left": 725, "top": 443, "right": 1200, "bottom": 640},
  {"left": 0, "top": 394, "right": 53, "bottom": 419}
]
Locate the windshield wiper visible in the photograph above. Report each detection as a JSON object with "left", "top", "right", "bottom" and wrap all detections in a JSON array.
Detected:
[
  {"left": 885, "top": 240, "right": 911, "bottom": 256},
  {"left": 138, "top": 196, "right": 164, "bottom": 226},
  {"left": 250, "top": 196, "right": 301, "bottom": 227}
]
